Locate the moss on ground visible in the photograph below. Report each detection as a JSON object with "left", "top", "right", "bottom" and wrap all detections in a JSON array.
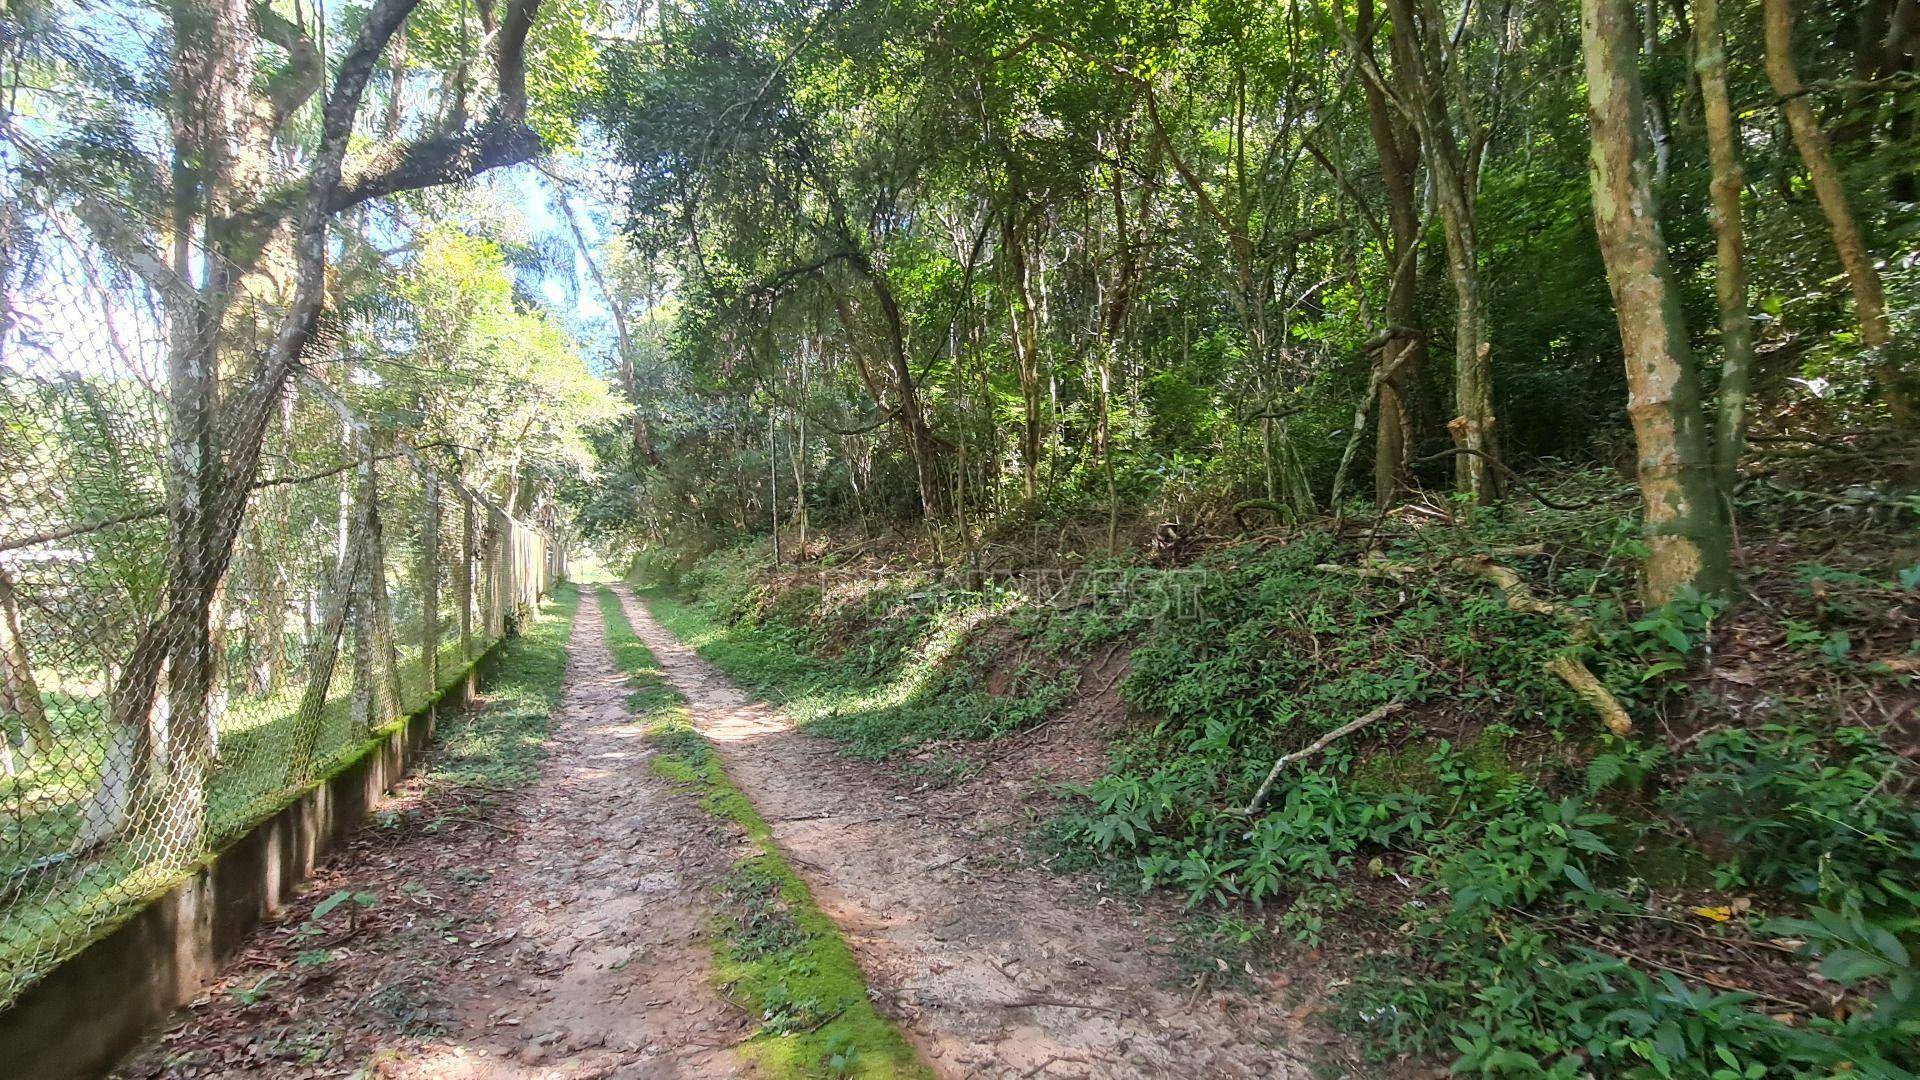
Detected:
[{"left": 595, "top": 587, "right": 927, "bottom": 1079}]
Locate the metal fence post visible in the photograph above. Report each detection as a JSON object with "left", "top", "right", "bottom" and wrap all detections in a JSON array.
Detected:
[{"left": 481, "top": 510, "right": 501, "bottom": 641}]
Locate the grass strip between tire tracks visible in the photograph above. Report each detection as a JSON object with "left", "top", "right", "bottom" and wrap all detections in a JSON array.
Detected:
[{"left": 595, "top": 586, "right": 929, "bottom": 1080}]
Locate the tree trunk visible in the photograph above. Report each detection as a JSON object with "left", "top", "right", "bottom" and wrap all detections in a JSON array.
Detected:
[
  {"left": 1693, "top": 0, "right": 1757, "bottom": 494},
  {"left": 421, "top": 472, "right": 440, "bottom": 696},
  {"left": 1886, "top": 0, "right": 1919, "bottom": 201},
  {"left": 0, "top": 568, "right": 51, "bottom": 753},
  {"left": 1361, "top": 0, "right": 1425, "bottom": 507},
  {"left": 852, "top": 259, "right": 947, "bottom": 518},
  {"left": 1002, "top": 212, "right": 1045, "bottom": 501},
  {"left": 287, "top": 528, "right": 361, "bottom": 781},
  {"left": 1644, "top": 0, "right": 1676, "bottom": 185},
  {"left": 1763, "top": 0, "right": 1912, "bottom": 423},
  {"left": 1583, "top": 0, "right": 1735, "bottom": 602},
  {"left": 1384, "top": 0, "right": 1503, "bottom": 503},
  {"left": 792, "top": 340, "right": 811, "bottom": 558}
]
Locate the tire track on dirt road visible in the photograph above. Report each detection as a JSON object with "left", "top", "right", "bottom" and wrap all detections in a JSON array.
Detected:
[{"left": 117, "top": 594, "right": 754, "bottom": 1079}]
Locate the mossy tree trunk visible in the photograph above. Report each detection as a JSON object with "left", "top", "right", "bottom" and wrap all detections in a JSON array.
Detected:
[
  {"left": 1380, "top": 0, "right": 1503, "bottom": 504},
  {"left": 1693, "top": 0, "right": 1757, "bottom": 496},
  {"left": 1582, "top": 0, "right": 1735, "bottom": 603},
  {"left": 1358, "top": 0, "right": 1425, "bottom": 509}
]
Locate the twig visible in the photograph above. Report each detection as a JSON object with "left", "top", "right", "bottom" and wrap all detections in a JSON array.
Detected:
[
  {"left": 437, "top": 814, "right": 515, "bottom": 835},
  {"left": 1241, "top": 699, "right": 1407, "bottom": 816},
  {"left": 995, "top": 996, "right": 1116, "bottom": 1015},
  {"left": 1544, "top": 920, "right": 1814, "bottom": 1010},
  {"left": 1406, "top": 447, "right": 1622, "bottom": 511},
  {"left": 1183, "top": 970, "right": 1212, "bottom": 1009},
  {"left": 919, "top": 851, "right": 972, "bottom": 874},
  {"left": 802, "top": 1004, "right": 850, "bottom": 1033}
]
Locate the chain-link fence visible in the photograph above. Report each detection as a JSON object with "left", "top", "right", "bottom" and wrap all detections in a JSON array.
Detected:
[{"left": 0, "top": 195, "right": 560, "bottom": 1010}]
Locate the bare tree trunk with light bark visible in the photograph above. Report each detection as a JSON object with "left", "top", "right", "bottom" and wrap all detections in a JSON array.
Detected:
[
  {"left": 1003, "top": 211, "right": 1046, "bottom": 501},
  {"left": 1583, "top": 0, "right": 1735, "bottom": 602}
]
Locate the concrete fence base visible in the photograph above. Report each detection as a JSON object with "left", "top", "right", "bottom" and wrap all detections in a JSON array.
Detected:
[{"left": 0, "top": 645, "right": 501, "bottom": 1080}]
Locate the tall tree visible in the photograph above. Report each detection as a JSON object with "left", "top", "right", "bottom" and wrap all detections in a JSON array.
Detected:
[
  {"left": 539, "top": 161, "right": 666, "bottom": 469},
  {"left": 1582, "top": 0, "right": 1734, "bottom": 601},
  {"left": 1355, "top": 0, "right": 1425, "bottom": 507},
  {"left": 1352, "top": 0, "right": 1504, "bottom": 504},
  {"left": 1693, "top": 0, "right": 1756, "bottom": 494}
]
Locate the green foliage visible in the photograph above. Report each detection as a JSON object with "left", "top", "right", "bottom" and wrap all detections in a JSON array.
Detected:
[
  {"left": 645, "top": 542, "right": 1080, "bottom": 760},
  {"left": 361, "top": 228, "right": 623, "bottom": 507},
  {"left": 626, "top": 498, "right": 1920, "bottom": 1078},
  {"left": 1666, "top": 726, "right": 1920, "bottom": 910}
]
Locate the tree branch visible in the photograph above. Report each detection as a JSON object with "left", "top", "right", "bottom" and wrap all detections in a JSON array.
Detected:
[{"left": 330, "top": 119, "right": 542, "bottom": 211}]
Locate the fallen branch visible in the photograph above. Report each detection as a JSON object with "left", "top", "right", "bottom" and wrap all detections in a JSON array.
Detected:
[
  {"left": 1453, "top": 556, "right": 1595, "bottom": 636},
  {"left": 1313, "top": 561, "right": 1415, "bottom": 581},
  {"left": 1451, "top": 556, "right": 1556, "bottom": 618},
  {"left": 1547, "top": 655, "right": 1632, "bottom": 736},
  {"left": 1241, "top": 699, "right": 1407, "bottom": 816},
  {"left": 1232, "top": 499, "right": 1295, "bottom": 532},
  {"left": 802, "top": 1004, "right": 850, "bottom": 1033}
]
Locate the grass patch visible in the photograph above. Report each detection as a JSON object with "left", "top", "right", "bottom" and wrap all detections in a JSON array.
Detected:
[
  {"left": 596, "top": 587, "right": 927, "bottom": 1079},
  {"left": 423, "top": 583, "right": 580, "bottom": 791},
  {"left": 640, "top": 586, "right": 1072, "bottom": 761}
]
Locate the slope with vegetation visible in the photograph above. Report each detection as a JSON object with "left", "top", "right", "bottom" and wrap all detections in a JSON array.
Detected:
[{"left": 633, "top": 472, "right": 1918, "bottom": 1076}]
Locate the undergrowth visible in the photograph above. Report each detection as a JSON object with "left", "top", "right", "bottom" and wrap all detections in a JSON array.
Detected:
[
  {"left": 595, "top": 586, "right": 927, "bottom": 1079},
  {"left": 641, "top": 478, "right": 1920, "bottom": 1079},
  {"left": 643, "top": 580, "right": 1074, "bottom": 760}
]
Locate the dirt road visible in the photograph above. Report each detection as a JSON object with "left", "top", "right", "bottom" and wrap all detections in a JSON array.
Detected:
[
  {"left": 118, "top": 597, "right": 753, "bottom": 1079},
  {"left": 611, "top": 586, "right": 1314, "bottom": 1079},
  {"left": 118, "top": 592, "right": 1322, "bottom": 1079}
]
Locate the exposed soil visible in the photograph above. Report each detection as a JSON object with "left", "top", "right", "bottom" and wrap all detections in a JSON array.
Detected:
[
  {"left": 115, "top": 600, "right": 754, "bottom": 1079},
  {"left": 612, "top": 585, "right": 1329, "bottom": 1079}
]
